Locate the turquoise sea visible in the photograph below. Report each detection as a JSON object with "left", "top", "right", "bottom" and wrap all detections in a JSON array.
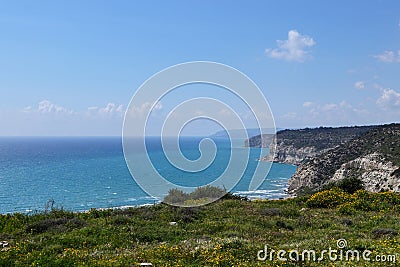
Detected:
[{"left": 0, "top": 137, "right": 296, "bottom": 214}]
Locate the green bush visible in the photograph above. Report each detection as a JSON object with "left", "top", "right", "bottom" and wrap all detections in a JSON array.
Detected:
[
  {"left": 338, "top": 202, "right": 357, "bottom": 215},
  {"left": 321, "top": 177, "right": 364, "bottom": 194},
  {"left": 163, "top": 188, "right": 189, "bottom": 204},
  {"left": 306, "top": 188, "right": 351, "bottom": 208},
  {"left": 336, "top": 177, "right": 364, "bottom": 194},
  {"left": 308, "top": 188, "right": 400, "bottom": 213},
  {"left": 163, "top": 185, "right": 226, "bottom": 205},
  {"left": 189, "top": 185, "right": 225, "bottom": 200},
  {"left": 339, "top": 190, "right": 400, "bottom": 212}
]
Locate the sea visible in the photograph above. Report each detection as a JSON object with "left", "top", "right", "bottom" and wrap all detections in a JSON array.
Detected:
[{"left": 0, "top": 137, "right": 296, "bottom": 214}]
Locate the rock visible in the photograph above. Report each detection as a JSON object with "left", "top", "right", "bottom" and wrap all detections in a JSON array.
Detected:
[
  {"left": 372, "top": 228, "right": 397, "bottom": 238},
  {"left": 169, "top": 221, "right": 178, "bottom": 226},
  {"left": 261, "top": 208, "right": 282, "bottom": 216},
  {"left": 197, "top": 236, "right": 212, "bottom": 243},
  {"left": 331, "top": 153, "right": 400, "bottom": 192},
  {"left": 264, "top": 145, "right": 331, "bottom": 165}
]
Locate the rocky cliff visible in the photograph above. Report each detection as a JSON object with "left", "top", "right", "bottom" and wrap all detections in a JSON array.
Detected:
[
  {"left": 247, "top": 126, "right": 375, "bottom": 165},
  {"left": 288, "top": 124, "right": 400, "bottom": 194}
]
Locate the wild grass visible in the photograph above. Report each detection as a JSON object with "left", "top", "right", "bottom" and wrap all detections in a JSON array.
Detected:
[{"left": 1, "top": 190, "right": 399, "bottom": 266}]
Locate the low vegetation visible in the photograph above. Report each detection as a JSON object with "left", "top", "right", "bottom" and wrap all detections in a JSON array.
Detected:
[
  {"left": 163, "top": 186, "right": 227, "bottom": 206},
  {"left": 1, "top": 188, "right": 400, "bottom": 266}
]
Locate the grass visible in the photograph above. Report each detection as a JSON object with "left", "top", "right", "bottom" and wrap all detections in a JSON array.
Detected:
[{"left": 0, "top": 191, "right": 399, "bottom": 266}]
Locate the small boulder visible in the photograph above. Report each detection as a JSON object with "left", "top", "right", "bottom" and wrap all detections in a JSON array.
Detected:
[
  {"left": 261, "top": 208, "right": 282, "bottom": 216},
  {"left": 372, "top": 228, "right": 397, "bottom": 238}
]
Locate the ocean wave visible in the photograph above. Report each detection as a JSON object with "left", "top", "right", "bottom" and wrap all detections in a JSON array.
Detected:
[{"left": 233, "top": 189, "right": 289, "bottom": 200}]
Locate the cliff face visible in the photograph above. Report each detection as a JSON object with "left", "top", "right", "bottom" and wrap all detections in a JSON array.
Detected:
[
  {"left": 247, "top": 126, "right": 375, "bottom": 165},
  {"left": 331, "top": 153, "right": 400, "bottom": 192},
  {"left": 264, "top": 145, "right": 331, "bottom": 165},
  {"left": 244, "top": 134, "right": 274, "bottom": 148},
  {"left": 288, "top": 124, "right": 400, "bottom": 194}
]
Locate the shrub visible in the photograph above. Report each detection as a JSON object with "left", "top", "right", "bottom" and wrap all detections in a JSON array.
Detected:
[
  {"left": 336, "top": 177, "right": 364, "bottom": 194},
  {"left": 340, "top": 218, "right": 353, "bottom": 226},
  {"left": 276, "top": 220, "right": 294, "bottom": 230},
  {"left": 112, "top": 215, "right": 132, "bottom": 225},
  {"left": 376, "top": 191, "right": 400, "bottom": 206},
  {"left": 26, "top": 217, "right": 85, "bottom": 234},
  {"left": 189, "top": 185, "right": 226, "bottom": 200},
  {"left": 173, "top": 207, "right": 201, "bottom": 223},
  {"left": 338, "top": 202, "right": 357, "bottom": 215},
  {"left": 295, "top": 186, "right": 316, "bottom": 197},
  {"left": 306, "top": 188, "right": 352, "bottom": 208},
  {"left": 163, "top": 186, "right": 226, "bottom": 205},
  {"left": 321, "top": 177, "right": 364, "bottom": 194},
  {"left": 338, "top": 190, "right": 400, "bottom": 212},
  {"left": 221, "top": 192, "right": 248, "bottom": 201},
  {"left": 163, "top": 188, "right": 189, "bottom": 204}
]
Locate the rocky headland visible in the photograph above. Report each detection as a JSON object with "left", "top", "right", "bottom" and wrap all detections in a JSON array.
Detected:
[{"left": 246, "top": 124, "right": 400, "bottom": 195}]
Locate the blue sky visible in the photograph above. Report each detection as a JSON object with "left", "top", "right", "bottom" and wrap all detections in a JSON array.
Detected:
[{"left": 1, "top": 0, "right": 400, "bottom": 136}]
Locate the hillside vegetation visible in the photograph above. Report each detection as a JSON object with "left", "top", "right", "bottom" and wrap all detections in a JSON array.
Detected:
[{"left": 1, "top": 191, "right": 399, "bottom": 266}]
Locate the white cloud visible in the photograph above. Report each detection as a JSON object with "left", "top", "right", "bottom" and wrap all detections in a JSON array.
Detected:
[
  {"left": 86, "top": 103, "right": 125, "bottom": 117},
  {"left": 98, "top": 102, "right": 124, "bottom": 116},
  {"left": 376, "top": 88, "right": 400, "bottom": 110},
  {"left": 153, "top": 101, "right": 162, "bottom": 111},
  {"left": 265, "top": 30, "right": 316, "bottom": 62},
  {"left": 354, "top": 81, "right": 365, "bottom": 89},
  {"left": 126, "top": 101, "right": 163, "bottom": 118},
  {"left": 302, "top": 101, "right": 314, "bottom": 108},
  {"left": 10, "top": 100, "right": 128, "bottom": 136},
  {"left": 321, "top": 103, "right": 337, "bottom": 111},
  {"left": 281, "top": 95, "right": 400, "bottom": 129},
  {"left": 300, "top": 100, "right": 367, "bottom": 121},
  {"left": 23, "top": 100, "right": 74, "bottom": 115},
  {"left": 22, "top": 100, "right": 126, "bottom": 118},
  {"left": 116, "top": 104, "right": 124, "bottom": 113},
  {"left": 373, "top": 50, "right": 400, "bottom": 63}
]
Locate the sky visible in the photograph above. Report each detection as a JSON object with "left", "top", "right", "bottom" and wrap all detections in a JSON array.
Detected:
[{"left": 1, "top": 0, "right": 400, "bottom": 136}]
